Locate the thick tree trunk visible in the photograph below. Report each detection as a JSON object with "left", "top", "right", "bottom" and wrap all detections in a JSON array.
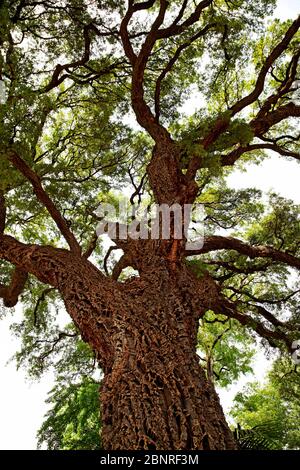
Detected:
[
  {"left": 99, "top": 258, "right": 236, "bottom": 450},
  {"left": 101, "top": 318, "right": 236, "bottom": 450}
]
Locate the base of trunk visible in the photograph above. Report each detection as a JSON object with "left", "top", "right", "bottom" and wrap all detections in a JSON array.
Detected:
[{"left": 101, "top": 319, "right": 236, "bottom": 449}]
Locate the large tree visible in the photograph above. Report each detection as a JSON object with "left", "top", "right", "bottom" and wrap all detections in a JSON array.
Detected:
[{"left": 0, "top": 0, "right": 300, "bottom": 450}]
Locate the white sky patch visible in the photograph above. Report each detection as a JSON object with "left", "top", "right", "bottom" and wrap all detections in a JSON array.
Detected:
[
  {"left": 0, "top": 308, "right": 55, "bottom": 449},
  {"left": 227, "top": 153, "right": 300, "bottom": 203},
  {"left": 0, "top": 0, "right": 299, "bottom": 450},
  {"left": 274, "top": 0, "right": 300, "bottom": 19}
]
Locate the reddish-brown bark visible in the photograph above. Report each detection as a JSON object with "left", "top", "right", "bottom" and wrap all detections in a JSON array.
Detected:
[
  {"left": 100, "top": 258, "right": 236, "bottom": 449},
  {"left": 0, "top": 233, "right": 236, "bottom": 449}
]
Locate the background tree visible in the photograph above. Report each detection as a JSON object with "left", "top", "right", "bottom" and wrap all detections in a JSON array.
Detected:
[
  {"left": 37, "top": 377, "right": 101, "bottom": 450},
  {"left": 231, "top": 356, "right": 300, "bottom": 449},
  {"left": 0, "top": 0, "right": 300, "bottom": 450}
]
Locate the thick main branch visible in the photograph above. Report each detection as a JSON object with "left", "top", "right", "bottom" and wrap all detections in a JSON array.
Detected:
[
  {"left": 0, "top": 233, "right": 119, "bottom": 370},
  {"left": 186, "top": 235, "right": 300, "bottom": 270},
  {"left": 8, "top": 151, "right": 81, "bottom": 255},
  {"left": 230, "top": 15, "right": 300, "bottom": 116}
]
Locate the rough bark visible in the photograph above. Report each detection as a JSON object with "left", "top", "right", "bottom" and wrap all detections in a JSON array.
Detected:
[
  {"left": 101, "top": 258, "right": 236, "bottom": 450},
  {"left": 0, "top": 233, "right": 236, "bottom": 450},
  {"left": 147, "top": 140, "right": 198, "bottom": 206}
]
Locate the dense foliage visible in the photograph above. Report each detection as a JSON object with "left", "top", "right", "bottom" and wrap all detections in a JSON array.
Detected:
[{"left": 231, "top": 357, "right": 300, "bottom": 449}]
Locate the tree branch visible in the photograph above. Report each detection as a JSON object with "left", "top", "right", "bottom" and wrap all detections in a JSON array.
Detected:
[
  {"left": 33, "top": 287, "right": 55, "bottom": 327},
  {"left": 83, "top": 232, "right": 99, "bottom": 259},
  {"left": 128, "top": 0, "right": 172, "bottom": 141},
  {"left": 193, "top": 16, "right": 300, "bottom": 157},
  {"left": 255, "top": 49, "right": 300, "bottom": 121},
  {"left": 129, "top": 171, "right": 147, "bottom": 205},
  {"left": 8, "top": 151, "right": 81, "bottom": 255},
  {"left": 0, "top": 234, "right": 62, "bottom": 287},
  {"left": 121, "top": 0, "right": 214, "bottom": 142},
  {"left": 186, "top": 235, "right": 300, "bottom": 270},
  {"left": 172, "top": 0, "right": 188, "bottom": 27},
  {"left": 35, "top": 330, "right": 78, "bottom": 363},
  {"left": 111, "top": 253, "right": 133, "bottom": 281},
  {"left": 0, "top": 191, "right": 6, "bottom": 235},
  {"left": 156, "top": 0, "right": 214, "bottom": 39},
  {"left": 230, "top": 15, "right": 300, "bottom": 116},
  {"left": 211, "top": 325, "right": 231, "bottom": 352},
  {"left": 249, "top": 304, "right": 288, "bottom": 329},
  {"left": 226, "top": 285, "right": 300, "bottom": 306},
  {"left": 206, "top": 259, "right": 271, "bottom": 276},
  {"left": 103, "top": 245, "right": 119, "bottom": 276},
  {"left": 154, "top": 23, "right": 216, "bottom": 119},
  {"left": 219, "top": 298, "right": 293, "bottom": 351},
  {"left": 251, "top": 102, "right": 300, "bottom": 136},
  {"left": 221, "top": 142, "right": 300, "bottom": 167},
  {"left": 43, "top": 23, "right": 94, "bottom": 92},
  {"left": 0, "top": 236, "right": 120, "bottom": 371},
  {"left": 0, "top": 267, "right": 28, "bottom": 307}
]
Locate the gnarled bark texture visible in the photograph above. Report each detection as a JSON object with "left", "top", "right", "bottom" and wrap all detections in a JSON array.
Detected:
[
  {"left": 64, "top": 251, "right": 236, "bottom": 449},
  {"left": 101, "top": 260, "right": 236, "bottom": 450},
  {"left": 0, "top": 233, "right": 236, "bottom": 450}
]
